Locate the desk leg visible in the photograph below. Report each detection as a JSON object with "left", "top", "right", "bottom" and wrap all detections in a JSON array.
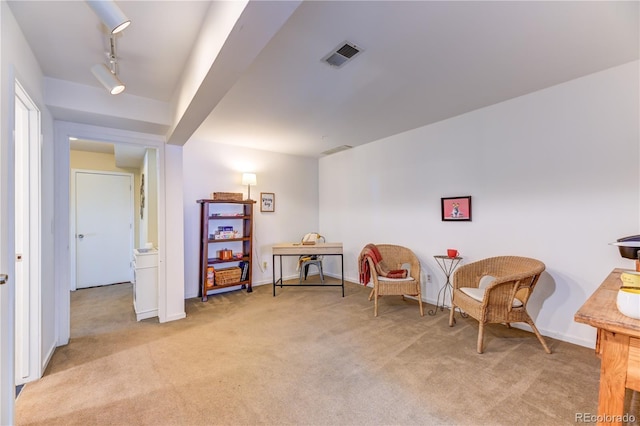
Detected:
[
  {"left": 272, "top": 254, "right": 276, "bottom": 297},
  {"left": 341, "top": 254, "right": 344, "bottom": 297},
  {"left": 597, "top": 330, "right": 629, "bottom": 425}
]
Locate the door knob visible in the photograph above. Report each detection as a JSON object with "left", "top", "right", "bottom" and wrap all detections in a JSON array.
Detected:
[
  {"left": 0, "top": 274, "right": 7, "bottom": 285},
  {"left": 78, "top": 234, "right": 84, "bottom": 239}
]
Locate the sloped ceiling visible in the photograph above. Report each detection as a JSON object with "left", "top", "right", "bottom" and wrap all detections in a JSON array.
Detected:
[{"left": 8, "top": 1, "right": 639, "bottom": 158}]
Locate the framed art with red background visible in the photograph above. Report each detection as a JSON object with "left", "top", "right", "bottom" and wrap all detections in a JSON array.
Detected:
[{"left": 441, "top": 196, "right": 472, "bottom": 221}]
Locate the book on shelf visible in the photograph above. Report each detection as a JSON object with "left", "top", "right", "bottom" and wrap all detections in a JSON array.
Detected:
[{"left": 210, "top": 230, "right": 241, "bottom": 239}]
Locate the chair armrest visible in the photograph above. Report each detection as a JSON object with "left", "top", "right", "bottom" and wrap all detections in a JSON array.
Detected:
[
  {"left": 452, "top": 262, "right": 484, "bottom": 290},
  {"left": 483, "top": 272, "right": 540, "bottom": 308},
  {"left": 482, "top": 279, "right": 517, "bottom": 306}
]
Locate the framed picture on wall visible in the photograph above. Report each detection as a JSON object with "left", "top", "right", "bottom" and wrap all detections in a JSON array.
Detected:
[
  {"left": 441, "top": 196, "right": 472, "bottom": 221},
  {"left": 260, "top": 192, "right": 275, "bottom": 212}
]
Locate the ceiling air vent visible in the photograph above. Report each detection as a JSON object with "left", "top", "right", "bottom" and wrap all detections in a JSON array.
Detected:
[
  {"left": 323, "top": 42, "right": 361, "bottom": 68},
  {"left": 321, "top": 145, "right": 353, "bottom": 156}
]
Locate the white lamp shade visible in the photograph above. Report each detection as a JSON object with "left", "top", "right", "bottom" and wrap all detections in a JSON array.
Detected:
[
  {"left": 242, "top": 173, "right": 257, "bottom": 186},
  {"left": 86, "top": 0, "right": 131, "bottom": 34},
  {"left": 91, "top": 63, "right": 125, "bottom": 95}
]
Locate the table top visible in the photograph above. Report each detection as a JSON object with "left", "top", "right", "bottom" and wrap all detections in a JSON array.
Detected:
[
  {"left": 272, "top": 242, "right": 343, "bottom": 255},
  {"left": 574, "top": 268, "right": 640, "bottom": 337},
  {"left": 434, "top": 255, "right": 462, "bottom": 260}
]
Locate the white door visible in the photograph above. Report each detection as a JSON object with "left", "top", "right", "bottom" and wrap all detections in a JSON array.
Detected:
[
  {"left": 14, "top": 82, "right": 41, "bottom": 385},
  {"left": 75, "top": 172, "right": 133, "bottom": 288}
]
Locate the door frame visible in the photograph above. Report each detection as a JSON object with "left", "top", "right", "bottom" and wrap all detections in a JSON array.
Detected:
[
  {"left": 14, "top": 80, "right": 41, "bottom": 385},
  {"left": 1, "top": 63, "right": 17, "bottom": 426},
  {"left": 70, "top": 170, "right": 134, "bottom": 291},
  {"left": 54, "top": 121, "right": 168, "bottom": 346}
]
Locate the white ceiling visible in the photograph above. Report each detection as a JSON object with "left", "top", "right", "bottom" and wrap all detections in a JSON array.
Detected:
[{"left": 7, "top": 1, "right": 639, "bottom": 158}]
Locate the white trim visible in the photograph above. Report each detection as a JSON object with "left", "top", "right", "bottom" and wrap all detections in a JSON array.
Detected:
[
  {"left": 0, "top": 62, "right": 17, "bottom": 426},
  {"left": 54, "top": 121, "right": 174, "bottom": 346}
]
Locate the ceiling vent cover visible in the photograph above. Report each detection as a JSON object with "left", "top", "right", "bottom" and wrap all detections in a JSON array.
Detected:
[
  {"left": 321, "top": 145, "right": 353, "bottom": 156},
  {"left": 323, "top": 42, "right": 361, "bottom": 68}
]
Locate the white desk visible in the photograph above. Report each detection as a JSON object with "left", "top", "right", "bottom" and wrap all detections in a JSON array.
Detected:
[{"left": 272, "top": 242, "right": 344, "bottom": 296}]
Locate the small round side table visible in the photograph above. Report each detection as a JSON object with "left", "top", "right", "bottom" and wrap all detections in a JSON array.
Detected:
[{"left": 428, "top": 255, "right": 462, "bottom": 316}]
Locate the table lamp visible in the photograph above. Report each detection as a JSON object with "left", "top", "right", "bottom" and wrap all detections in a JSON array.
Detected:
[{"left": 242, "top": 173, "right": 257, "bottom": 200}]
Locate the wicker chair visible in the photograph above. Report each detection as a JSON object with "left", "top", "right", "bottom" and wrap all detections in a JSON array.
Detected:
[
  {"left": 448, "top": 256, "right": 550, "bottom": 354},
  {"left": 363, "top": 244, "right": 423, "bottom": 317}
]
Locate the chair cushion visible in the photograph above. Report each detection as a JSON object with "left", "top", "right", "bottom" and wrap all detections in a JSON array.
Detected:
[
  {"left": 459, "top": 287, "right": 523, "bottom": 308},
  {"left": 368, "top": 276, "right": 414, "bottom": 286},
  {"left": 378, "top": 276, "right": 413, "bottom": 282}
]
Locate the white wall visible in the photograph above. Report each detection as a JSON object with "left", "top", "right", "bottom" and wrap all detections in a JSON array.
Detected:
[
  {"left": 1, "top": 1, "right": 56, "bottom": 386},
  {"left": 182, "top": 139, "right": 319, "bottom": 298},
  {"left": 319, "top": 61, "right": 639, "bottom": 348},
  {"left": 146, "top": 149, "right": 158, "bottom": 248},
  {"left": 162, "top": 143, "right": 186, "bottom": 322}
]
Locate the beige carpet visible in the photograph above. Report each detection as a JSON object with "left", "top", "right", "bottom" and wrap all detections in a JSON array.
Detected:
[{"left": 16, "top": 279, "right": 607, "bottom": 425}]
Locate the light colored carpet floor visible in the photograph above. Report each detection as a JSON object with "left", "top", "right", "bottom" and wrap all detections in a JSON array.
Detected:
[{"left": 15, "top": 278, "right": 609, "bottom": 425}]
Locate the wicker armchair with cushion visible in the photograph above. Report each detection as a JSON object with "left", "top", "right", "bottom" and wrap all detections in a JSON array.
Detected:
[
  {"left": 448, "top": 256, "right": 551, "bottom": 354},
  {"left": 359, "top": 244, "right": 423, "bottom": 317}
]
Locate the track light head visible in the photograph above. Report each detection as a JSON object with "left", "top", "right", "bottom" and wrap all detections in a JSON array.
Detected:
[
  {"left": 86, "top": 0, "right": 131, "bottom": 34},
  {"left": 91, "top": 63, "right": 125, "bottom": 95}
]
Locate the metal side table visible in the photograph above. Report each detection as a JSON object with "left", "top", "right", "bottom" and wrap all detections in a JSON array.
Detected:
[{"left": 428, "top": 255, "right": 462, "bottom": 316}]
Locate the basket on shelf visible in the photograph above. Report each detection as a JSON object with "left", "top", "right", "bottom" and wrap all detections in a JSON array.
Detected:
[
  {"left": 211, "top": 192, "right": 243, "bottom": 201},
  {"left": 215, "top": 267, "right": 242, "bottom": 285}
]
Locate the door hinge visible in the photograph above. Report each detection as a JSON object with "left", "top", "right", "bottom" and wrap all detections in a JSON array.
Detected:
[{"left": 0, "top": 274, "right": 8, "bottom": 285}]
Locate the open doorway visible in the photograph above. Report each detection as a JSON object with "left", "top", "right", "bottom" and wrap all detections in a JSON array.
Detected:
[
  {"left": 53, "top": 120, "right": 183, "bottom": 348},
  {"left": 68, "top": 139, "right": 159, "bottom": 328}
]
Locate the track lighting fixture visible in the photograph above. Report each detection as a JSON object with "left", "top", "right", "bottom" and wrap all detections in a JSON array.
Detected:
[
  {"left": 86, "top": 0, "right": 131, "bottom": 34},
  {"left": 92, "top": 36, "right": 125, "bottom": 95},
  {"left": 91, "top": 63, "right": 125, "bottom": 95},
  {"left": 87, "top": 1, "right": 130, "bottom": 95}
]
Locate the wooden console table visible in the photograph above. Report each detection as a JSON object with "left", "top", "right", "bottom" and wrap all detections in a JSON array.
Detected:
[
  {"left": 272, "top": 242, "right": 344, "bottom": 297},
  {"left": 575, "top": 268, "right": 640, "bottom": 425}
]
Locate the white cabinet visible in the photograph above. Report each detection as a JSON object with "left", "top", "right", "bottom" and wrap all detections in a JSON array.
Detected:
[{"left": 132, "top": 248, "right": 158, "bottom": 321}]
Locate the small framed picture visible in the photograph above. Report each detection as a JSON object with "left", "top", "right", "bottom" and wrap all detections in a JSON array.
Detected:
[
  {"left": 260, "top": 192, "right": 275, "bottom": 212},
  {"left": 441, "top": 196, "right": 472, "bottom": 221}
]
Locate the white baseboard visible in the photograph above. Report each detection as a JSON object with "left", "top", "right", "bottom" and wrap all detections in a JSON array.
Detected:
[
  {"left": 42, "top": 339, "right": 57, "bottom": 375},
  {"left": 161, "top": 312, "right": 187, "bottom": 323}
]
